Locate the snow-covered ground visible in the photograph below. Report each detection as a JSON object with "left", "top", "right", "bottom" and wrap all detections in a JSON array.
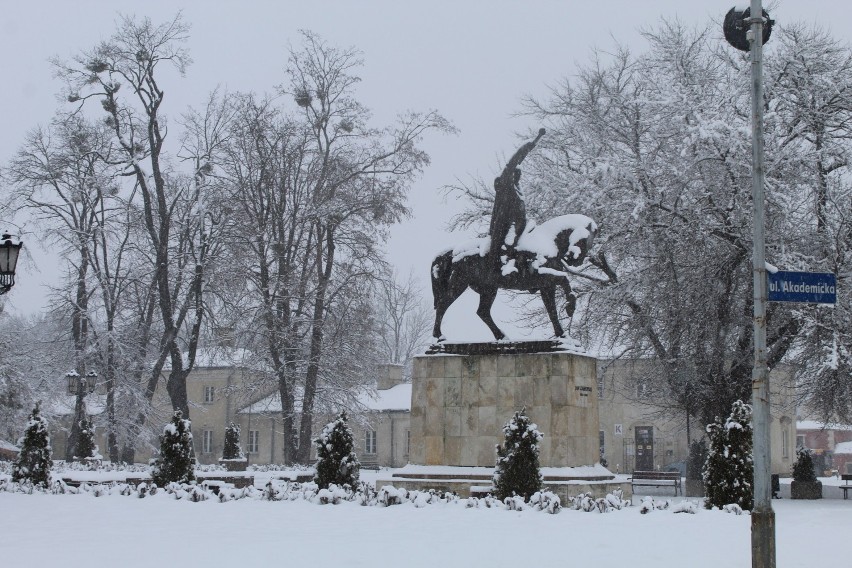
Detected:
[{"left": 0, "top": 470, "right": 849, "bottom": 568}]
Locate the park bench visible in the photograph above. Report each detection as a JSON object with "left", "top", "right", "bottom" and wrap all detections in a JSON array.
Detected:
[
  {"left": 840, "top": 474, "right": 852, "bottom": 500},
  {"left": 630, "top": 471, "right": 682, "bottom": 496}
]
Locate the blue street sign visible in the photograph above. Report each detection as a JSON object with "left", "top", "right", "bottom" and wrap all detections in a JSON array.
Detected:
[{"left": 767, "top": 270, "right": 836, "bottom": 304}]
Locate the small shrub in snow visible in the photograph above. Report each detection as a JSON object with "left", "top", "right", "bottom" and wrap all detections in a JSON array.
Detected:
[
  {"left": 12, "top": 403, "right": 53, "bottom": 488},
  {"left": 528, "top": 491, "right": 561, "bottom": 514},
  {"left": 723, "top": 503, "right": 744, "bottom": 515},
  {"left": 150, "top": 411, "right": 195, "bottom": 487},
  {"left": 493, "top": 408, "right": 543, "bottom": 502},
  {"left": 378, "top": 485, "right": 406, "bottom": 506},
  {"left": 792, "top": 447, "right": 817, "bottom": 482},
  {"left": 313, "top": 411, "right": 359, "bottom": 490},
  {"left": 188, "top": 485, "right": 210, "bottom": 502},
  {"left": 222, "top": 422, "right": 245, "bottom": 461},
  {"left": 703, "top": 400, "right": 753, "bottom": 511},
  {"left": 672, "top": 500, "right": 698, "bottom": 514},
  {"left": 639, "top": 496, "right": 670, "bottom": 514},
  {"left": 503, "top": 494, "right": 527, "bottom": 511}
]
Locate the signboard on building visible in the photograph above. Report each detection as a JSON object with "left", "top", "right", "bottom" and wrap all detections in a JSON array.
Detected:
[
  {"left": 767, "top": 270, "right": 836, "bottom": 305},
  {"left": 614, "top": 424, "right": 623, "bottom": 437}
]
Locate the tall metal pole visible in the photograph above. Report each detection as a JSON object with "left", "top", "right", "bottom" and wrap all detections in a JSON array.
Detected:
[{"left": 748, "top": 1, "right": 775, "bottom": 566}]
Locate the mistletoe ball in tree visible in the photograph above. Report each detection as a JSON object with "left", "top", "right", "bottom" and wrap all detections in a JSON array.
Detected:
[
  {"left": 493, "top": 408, "right": 543, "bottom": 502},
  {"left": 12, "top": 403, "right": 53, "bottom": 487},
  {"left": 314, "top": 411, "right": 360, "bottom": 489}
]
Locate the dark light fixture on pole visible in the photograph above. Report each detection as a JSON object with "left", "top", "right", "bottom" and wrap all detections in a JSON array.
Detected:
[{"left": 0, "top": 233, "right": 23, "bottom": 295}]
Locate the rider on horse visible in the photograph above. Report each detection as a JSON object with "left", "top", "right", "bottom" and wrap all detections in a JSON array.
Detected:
[{"left": 488, "top": 128, "right": 545, "bottom": 276}]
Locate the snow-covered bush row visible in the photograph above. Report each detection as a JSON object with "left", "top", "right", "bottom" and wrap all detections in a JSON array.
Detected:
[
  {"left": 247, "top": 463, "right": 314, "bottom": 473},
  {"left": 569, "top": 489, "right": 630, "bottom": 513}
]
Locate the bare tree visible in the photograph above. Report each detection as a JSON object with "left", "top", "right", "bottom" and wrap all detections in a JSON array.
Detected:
[
  {"left": 374, "top": 269, "right": 432, "bottom": 377},
  {"left": 53, "top": 14, "right": 226, "bottom": 420}
]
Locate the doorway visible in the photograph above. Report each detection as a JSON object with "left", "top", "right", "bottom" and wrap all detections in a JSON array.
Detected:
[{"left": 635, "top": 426, "right": 654, "bottom": 471}]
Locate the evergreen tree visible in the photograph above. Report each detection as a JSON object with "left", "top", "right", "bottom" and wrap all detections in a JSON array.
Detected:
[
  {"left": 151, "top": 411, "right": 195, "bottom": 486},
  {"left": 313, "top": 411, "right": 359, "bottom": 489},
  {"left": 792, "top": 447, "right": 817, "bottom": 482},
  {"left": 493, "top": 408, "right": 543, "bottom": 501},
  {"left": 12, "top": 403, "right": 53, "bottom": 487},
  {"left": 74, "top": 415, "right": 97, "bottom": 461},
  {"left": 702, "top": 400, "right": 753, "bottom": 510},
  {"left": 222, "top": 422, "right": 244, "bottom": 460},
  {"left": 686, "top": 438, "right": 707, "bottom": 481}
]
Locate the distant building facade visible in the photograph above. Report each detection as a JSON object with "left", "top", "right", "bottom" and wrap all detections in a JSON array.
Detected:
[{"left": 597, "top": 359, "right": 797, "bottom": 476}]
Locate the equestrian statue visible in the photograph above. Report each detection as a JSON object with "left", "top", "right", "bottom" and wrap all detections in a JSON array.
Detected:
[{"left": 431, "top": 128, "right": 597, "bottom": 341}]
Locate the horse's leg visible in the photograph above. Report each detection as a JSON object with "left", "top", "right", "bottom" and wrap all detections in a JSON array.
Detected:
[
  {"left": 475, "top": 287, "right": 506, "bottom": 340},
  {"left": 433, "top": 274, "right": 469, "bottom": 341},
  {"left": 560, "top": 280, "right": 577, "bottom": 318},
  {"left": 540, "top": 285, "right": 565, "bottom": 338}
]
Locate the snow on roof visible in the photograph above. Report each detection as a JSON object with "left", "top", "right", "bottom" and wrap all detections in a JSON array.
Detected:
[
  {"left": 834, "top": 441, "right": 852, "bottom": 455},
  {"left": 797, "top": 420, "right": 852, "bottom": 432},
  {"left": 237, "top": 383, "right": 412, "bottom": 415},
  {"left": 356, "top": 383, "right": 412, "bottom": 412},
  {"left": 163, "top": 347, "right": 266, "bottom": 371},
  {"left": 0, "top": 439, "right": 20, "bottom": 452}
]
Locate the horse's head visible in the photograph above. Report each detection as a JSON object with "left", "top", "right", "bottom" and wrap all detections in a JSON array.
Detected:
[
  {"left": 555, "top": 217, "right": 597, "bottom": 268},
  {"left": 519, "top": 214, "right": 597, "bottom": 269}
]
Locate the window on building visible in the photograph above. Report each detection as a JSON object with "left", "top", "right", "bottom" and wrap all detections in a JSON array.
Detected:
[
  {"left": 636, "top": 381, "right": 649, "bottom": 399},
  {"left": 203, "top": 386, "right": 215, "bottom": 403},
  {"left": 202, "top": 430, "right": 213, "bottom": 454},
  {"left": 597, "top": 375, "right": 604, "bottom": 398},
  {"left": 796, "top": 434, "right": 806, "bottom": 449},
  {"left": 599, "top": 430, "right": 605, "bottom": 461},
  {"left": 405, "top": 430, "right": 410, "bottom": 456},
  {"left": 365, "top": 430, "right": 377, "bottom": 454},
  {"left": 782, "top": 429, "right": 790, "bottom": 459},
  {"left": 248, "top": 430, "right": 260, "bottom": 454}
]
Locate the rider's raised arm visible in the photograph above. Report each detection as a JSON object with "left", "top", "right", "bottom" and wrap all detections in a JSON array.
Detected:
[{"left": 501, "top": 128, "right": 546, "bottom": 177}]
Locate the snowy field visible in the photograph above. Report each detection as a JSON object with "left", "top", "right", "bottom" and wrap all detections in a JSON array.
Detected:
[{"left": 1, "top": 471, "right": 850, "bottom": 568}]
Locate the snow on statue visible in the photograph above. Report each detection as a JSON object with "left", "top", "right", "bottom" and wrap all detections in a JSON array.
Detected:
[{"left": 431, "top": 129, "right": 597, "bottom": 341}]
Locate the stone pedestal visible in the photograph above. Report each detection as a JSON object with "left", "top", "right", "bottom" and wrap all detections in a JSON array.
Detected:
[{"left": 409, "top": 351, "right": 600, "bottom": 468}]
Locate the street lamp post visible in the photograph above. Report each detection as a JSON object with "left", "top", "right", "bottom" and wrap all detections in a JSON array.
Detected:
[
  {"left": 0, "top": 233, "right": 23, "bottom": 295},
  {"left": 724, "top": 3, "right": 776, "bottom": 568}
]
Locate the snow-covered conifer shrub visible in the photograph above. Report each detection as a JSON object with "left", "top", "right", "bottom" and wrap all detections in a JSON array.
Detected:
[
  {"left": 313, "top": 411, "right": 359, "bottom": 490},
  {"left": 74, "top": 415, "right": 98, "bottom": 462},
  {"left": 687, "top": 438, "right": 707, "bottom": 481},
  {"left": 222, "top": 422, "right": 244, "bottom": 460},
  {"left": 702, "top": 399, "right": 753, "bottom": 510},
  {"left": 150, "top": 411, "right": 195, "bottom": 487},
  {"left": 792, "top": 446, "right": 817, "bottom": 482},
  {"left": 493, "top": 408, "right": 542, "bottom": 502},
  {"left": 12, "top": 403, "right": 53, "bottom": 487}
]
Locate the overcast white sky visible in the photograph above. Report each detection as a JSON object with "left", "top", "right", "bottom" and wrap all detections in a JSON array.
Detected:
[{"left": 2, "top": 0, "right": 850, "bottom": 342}]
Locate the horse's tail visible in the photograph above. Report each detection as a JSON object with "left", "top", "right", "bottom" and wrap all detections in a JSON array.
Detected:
[{"left": 431, "top": 250, "right": 454, "bottom": 310}]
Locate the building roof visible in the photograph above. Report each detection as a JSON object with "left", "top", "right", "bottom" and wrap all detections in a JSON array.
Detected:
[
  {"left": 0, "top": 439, "right": 20, "bottom": 452},
  {"left": 163, "top": 347, "right": 267, "bottom": 371},
  {"left": 237, "top": 383, "right": 413, "bottom": 415},
  {"left": 797, "top": 420, "right": 852, "bottom": 432},
  {"left": 355, "top": 383, "right": 412, "bottom": 412}
]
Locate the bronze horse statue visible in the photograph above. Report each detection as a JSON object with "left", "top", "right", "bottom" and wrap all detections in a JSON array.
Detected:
[{"left": 431, "top": 214, "right": 597, "bottom": 341}]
